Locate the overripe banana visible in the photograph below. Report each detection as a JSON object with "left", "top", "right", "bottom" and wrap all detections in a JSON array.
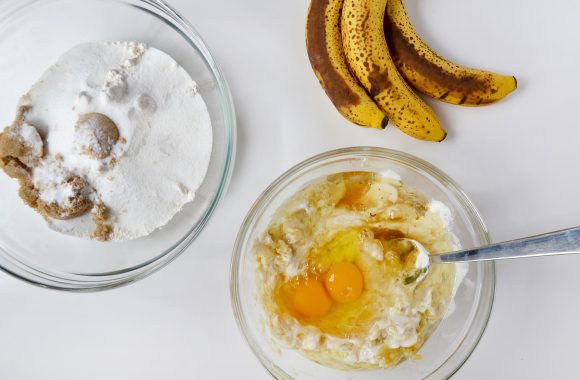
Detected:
[
  {"left": 306, "top": 0, "right": 387, "bottom": 130},
  {"left": 384, "top": 0, "right": 516, "bottom": 106},
  {"left": 342, "top": 0, "right": 446, "bottom": 142}
]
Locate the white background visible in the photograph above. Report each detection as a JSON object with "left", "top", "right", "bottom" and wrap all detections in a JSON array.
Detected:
[{"left": 1, "top": 0, "right": 580, "bottom": 379}]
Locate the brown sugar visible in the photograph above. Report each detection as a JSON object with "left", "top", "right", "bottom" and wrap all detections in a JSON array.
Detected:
[
  {"left": 0, "top": 108, "right": 116, "bottom": 240},
  {"left": 36, "top": 175, "right": 93, "bottom": 220},
  {"left": 91, "top": 202, "right": 112, "bottom": 241},
  {"left": 75, "top": 113, "right": 119, "bottom": 159}
]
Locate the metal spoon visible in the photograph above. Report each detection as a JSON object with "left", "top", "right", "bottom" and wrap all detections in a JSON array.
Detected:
[{"left": 397, "top": 226, "right": 580, "bottom": 284}]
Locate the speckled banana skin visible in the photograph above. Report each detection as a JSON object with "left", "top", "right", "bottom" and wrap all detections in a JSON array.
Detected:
[
  {"left": 306, "top": 0, "right": 388, "bottom": 130},
  {"left": 384, "top": 0, "right": 517, "bottom": 106},
  {"left": 342, "top": 0, "right": 446, "bottom": 142}
]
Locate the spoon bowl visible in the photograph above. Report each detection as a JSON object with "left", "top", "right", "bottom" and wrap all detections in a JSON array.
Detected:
[{"left": 389, "top": 238, "right": 431, "bottom": 285}]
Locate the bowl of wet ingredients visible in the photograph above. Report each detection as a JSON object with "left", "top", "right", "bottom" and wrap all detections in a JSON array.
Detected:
[{"left": 231, "top": 147, "right": 494, "bottom": 379}]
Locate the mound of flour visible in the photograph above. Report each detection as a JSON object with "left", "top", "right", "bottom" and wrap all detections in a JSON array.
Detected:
[{"left": 12, "top": 41, "right": 212, "bottom": 241}]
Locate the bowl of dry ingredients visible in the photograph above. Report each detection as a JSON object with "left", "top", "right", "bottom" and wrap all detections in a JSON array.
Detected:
[
  {"left": 231, "top": 147, "right": 494, "bottom": 379},
  {"left": 0, "top": 0, "right": 235, "bottom": 290}
]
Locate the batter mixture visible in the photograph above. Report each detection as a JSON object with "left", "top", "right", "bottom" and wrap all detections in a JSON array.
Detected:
[{"left": 255, "top": 171, "right": 465, "bottom": 369}]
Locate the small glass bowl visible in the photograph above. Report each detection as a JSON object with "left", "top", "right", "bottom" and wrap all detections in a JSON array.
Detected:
[
  {"left": 231, "top": 147, "right": 494, "bottom": 379},
  {"left": 0, "top": 0, "right": 235, "bottom": 291}
]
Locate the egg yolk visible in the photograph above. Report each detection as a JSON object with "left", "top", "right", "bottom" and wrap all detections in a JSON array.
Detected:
[
  {"left": 324, "top": 262, "right": 364, "bottom": 303},
  {"left": 291, "top": 277, "right": 332, "bottom": 319}
]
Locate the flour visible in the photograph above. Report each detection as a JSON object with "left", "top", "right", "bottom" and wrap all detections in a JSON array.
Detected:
[{"left": 11, "top": 41, "right": 213, "bottom": 241}]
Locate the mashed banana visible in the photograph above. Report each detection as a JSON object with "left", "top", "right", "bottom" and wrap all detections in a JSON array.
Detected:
[{"left": 255, "top": 171, "right": 460, "bottom": 369}]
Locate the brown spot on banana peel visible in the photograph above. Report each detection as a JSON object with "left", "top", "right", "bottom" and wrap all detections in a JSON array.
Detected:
[
  {"left": 306, "top": 0, "right": 387, "bottom": 129},
  {"left": 368, "top": 64, "right": 392, "bottom": 98},
  {"left": 383, "top": 3, "right": 516, "bottom": 106},
  {"left": 307, "top": 1, "right": 360, "bottom": 109},
  {"left": 384, "top": 16, "right": 485, "bottom": 97}
]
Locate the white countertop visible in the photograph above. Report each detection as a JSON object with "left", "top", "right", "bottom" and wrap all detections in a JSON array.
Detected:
[{"left": 1, "top": 0, "right": 580, "bottom": 378}]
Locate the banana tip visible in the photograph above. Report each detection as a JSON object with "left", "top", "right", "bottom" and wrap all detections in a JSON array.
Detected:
[
  {"left": 512, "top": 76, "right": 518, "bottom": 89},
  {"left": 438, "top": 132, "right": 447, "bottom": 142},
  {"left": 381, "top": 117, "right": 389, "bottom": 129}
]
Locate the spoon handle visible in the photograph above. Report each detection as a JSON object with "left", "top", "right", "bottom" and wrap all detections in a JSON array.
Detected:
[{"left": 432, "top": 226, "right": 580, "bottom": 263}]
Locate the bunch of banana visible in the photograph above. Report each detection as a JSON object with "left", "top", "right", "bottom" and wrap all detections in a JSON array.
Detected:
[{"left": 305, "top": 0, "right": 516, "bottom": 142}]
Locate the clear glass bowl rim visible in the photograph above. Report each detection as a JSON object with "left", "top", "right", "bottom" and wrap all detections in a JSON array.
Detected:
[
  {"left": 0, "top": 0, "right": 236, "bottom": 292},
  {"left": 230, "top": 146, "right": 495, "bottom": 379}
]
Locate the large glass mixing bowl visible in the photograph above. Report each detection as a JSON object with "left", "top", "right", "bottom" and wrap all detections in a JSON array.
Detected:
[
  {"left": 231, "top": 147, "right": 494, "bottom": 379},
  {"left": 0, "top": 0, "right": 236, "bottom": 290}
]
